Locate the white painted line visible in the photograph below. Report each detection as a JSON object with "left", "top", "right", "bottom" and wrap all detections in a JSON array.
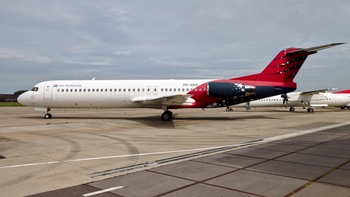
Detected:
[
  {"left": 261, "top": 122, "right": 350, "bottom": 143},
  {"left": 1, "top": 122, "right": 349, "bottom": 170},
  {"left": 83, "top": 186, "right": 123, "bottom": 196},
  {"left": 0, "top": 145, "right": 241, "bottom": 169}
]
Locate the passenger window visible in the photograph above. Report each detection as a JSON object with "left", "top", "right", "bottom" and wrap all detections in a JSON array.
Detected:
[
  {"left": 79, "top": 89, "right": 82, "bottom": 92},
  {"left": 57, "top": 89, "right": 60, "bottom": 92},
  {"left": 88, "top": 89, "right": 90, "bottom": 92},
  {"left": 66, "top": 89, "right": 69, "bottom": 92},
  {"left": 75, "top": 89, "right": 77, "bottom": 92},
  {"left": 92, "top": 89, "right": 95, "bottom": 92},
  {"left": 128, "top": 88, "right": 131, "bottom": 92},
  {"left": 133, "top": 88, "right": 135, "bottom": 92},
  {"left": 165, "top": 88, "right": 168, "bottom": 92},
  {"left": 137, "top": 88, "right": 140, "bottom": 92},
  {"left": 142, "top": 88, "right": 145, "bottom": 92}
]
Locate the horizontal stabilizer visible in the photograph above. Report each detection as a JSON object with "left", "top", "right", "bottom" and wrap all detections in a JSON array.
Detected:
[{"left": 287, "top": 43, "right": 344, "bottom": 54}]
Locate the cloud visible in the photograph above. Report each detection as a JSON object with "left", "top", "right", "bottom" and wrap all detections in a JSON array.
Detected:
[
  {"left": 113, "top": 51, "right": 131, "bottom": 56},
  {"left": 0, "top": 48, "right": 52, "bottom": 63},
  {"left": 0, "top": 1, "right": 349, "bottom": 93}
]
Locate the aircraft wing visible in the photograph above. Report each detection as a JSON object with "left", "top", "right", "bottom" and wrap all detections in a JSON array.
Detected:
[
  {"left": 299, "top": 88, "right": 335, "bottom": 95},
  {"left": 131, "top": 94, "right": 193, "bottom": 106}
]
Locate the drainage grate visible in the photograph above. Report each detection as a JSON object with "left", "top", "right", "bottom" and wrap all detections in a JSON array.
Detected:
[{"left": 88, "top": 139, "right": 262, "bottom": 178}]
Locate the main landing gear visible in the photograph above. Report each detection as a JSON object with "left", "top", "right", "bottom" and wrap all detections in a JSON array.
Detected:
[
  {"left": 44, "top": 108, "right": 52, "bottom": 119},
  {"left": 307, "top": 108, "right": 314, "bottom": 113},
  {"left": 161, "top": 110, "right": 173, "bottom": 121}
]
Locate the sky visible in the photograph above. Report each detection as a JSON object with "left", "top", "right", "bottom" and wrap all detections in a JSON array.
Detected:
[{"left": 0, "top": 0, "right": 349, "bottom": 93}]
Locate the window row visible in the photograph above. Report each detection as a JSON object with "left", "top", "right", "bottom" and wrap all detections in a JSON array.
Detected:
[
  {"left": 258, "top": 99, "right": 283, "bottom": 101},
  {"left": 55, "top": 87, "right": 205, "bottom": 93}
]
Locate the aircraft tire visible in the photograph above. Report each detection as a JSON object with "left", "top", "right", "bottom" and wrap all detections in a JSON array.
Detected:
[
  {"left": 161, "top": 111, "right": 172, "bottom": 121},
  {"left": 44, "top": 113, "right": 52, "bottom": 119},
  {"left": 289, "top": 107, "right": 295, "bottom": 112}
]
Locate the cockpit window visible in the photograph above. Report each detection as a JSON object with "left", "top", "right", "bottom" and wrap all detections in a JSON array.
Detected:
[{"left": 31, "top": 87, "right": 39, "bottom": 92}]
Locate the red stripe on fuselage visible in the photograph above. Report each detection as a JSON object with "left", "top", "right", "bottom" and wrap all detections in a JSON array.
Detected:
[{"left": 332, "top": 89, "right": 350, "bottom": 94}]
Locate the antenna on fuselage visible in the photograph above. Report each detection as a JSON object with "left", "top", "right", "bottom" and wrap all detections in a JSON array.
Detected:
[{"left": 92, "top": 77, "right": 95, "bottom": 80}]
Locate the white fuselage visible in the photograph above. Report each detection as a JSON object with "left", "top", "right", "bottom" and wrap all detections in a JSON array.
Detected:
[
  {"left": 18, "top": 80, "right": 210, "bottom": 109},
  {"left": 233, "top": 91, "right": 350, "bottom": 109}
]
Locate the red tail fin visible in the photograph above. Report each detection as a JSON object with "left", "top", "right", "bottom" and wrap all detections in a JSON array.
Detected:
[{"left": 231, "top": 43, "right": 344, "bottom": 82}]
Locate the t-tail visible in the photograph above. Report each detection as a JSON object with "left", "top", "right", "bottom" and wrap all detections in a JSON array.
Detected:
[
  {"left": 225, "top": 43, "right": 345, "bottom": 101},
  {"left": 232, "top": 43, "right": 344, "bottom": 85}
]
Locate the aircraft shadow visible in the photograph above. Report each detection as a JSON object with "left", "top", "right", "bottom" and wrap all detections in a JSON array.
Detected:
[{"left": 22, "top": 114, "right": 276, "bottom": 128}]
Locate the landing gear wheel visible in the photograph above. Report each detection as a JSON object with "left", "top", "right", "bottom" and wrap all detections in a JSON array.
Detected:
[
  {"left": 161, "top": 111, "right": 172, "bottom": 121},
  {"left": 44, "top": 113, "right": 52, "bottom": 119},
  {"left": 289, "top": 107, "right": 295, "bottom": 112},
  {"left": 307, "top": 108, "right": 314, "bottom": 113},
  {"left": 226, "top": 107, "right": 233, "bottom": 112}
]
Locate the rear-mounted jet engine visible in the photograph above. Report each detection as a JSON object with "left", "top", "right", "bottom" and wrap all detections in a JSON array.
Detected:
[{"left": 207, "top": 82, "right": 255, "bottom": 98}]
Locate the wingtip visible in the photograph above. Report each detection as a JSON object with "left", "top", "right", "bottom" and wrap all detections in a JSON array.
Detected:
[{"left": 332, "top": 42, "right": 345, "bottom": 46}]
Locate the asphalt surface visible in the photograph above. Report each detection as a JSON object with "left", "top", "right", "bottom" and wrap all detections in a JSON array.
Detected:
[{"left": 0, "top": 107, "right": 349, "bottom": 197}]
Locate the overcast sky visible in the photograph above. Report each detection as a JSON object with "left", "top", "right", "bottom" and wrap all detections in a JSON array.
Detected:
[{"left": 0, "top": 1, "right": 349, "bottom": 93}]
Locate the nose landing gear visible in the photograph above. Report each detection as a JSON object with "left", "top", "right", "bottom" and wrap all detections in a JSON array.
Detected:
[{"left": 44, "top": 108, "right": 52, "bottom": 119}]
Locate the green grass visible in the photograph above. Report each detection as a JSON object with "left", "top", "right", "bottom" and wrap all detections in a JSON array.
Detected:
[{"left": 0, "top": 102, "right": 23, "bottom": 106}]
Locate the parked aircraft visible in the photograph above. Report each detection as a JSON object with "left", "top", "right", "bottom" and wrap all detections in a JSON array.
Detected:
[
  {"left": 18, "top": 43, "right": 343, "bottom": 120},
  {"left": 232, "top": 89, "right": 350, "bottom": 112}
]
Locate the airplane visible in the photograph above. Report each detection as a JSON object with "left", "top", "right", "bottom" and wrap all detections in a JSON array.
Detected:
[
  {"left": 230, "top": 89, "right": 350, "bottom": 112},
  {"left": 18, "top": 43, "right": 344, "bottom": 120}
]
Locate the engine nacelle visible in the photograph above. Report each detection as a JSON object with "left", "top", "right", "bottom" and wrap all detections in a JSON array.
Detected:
[{"left": 207, "top": 82, "right": 255, "bottom": 97}]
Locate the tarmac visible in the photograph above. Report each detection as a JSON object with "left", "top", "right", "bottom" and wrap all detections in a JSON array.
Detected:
[{"left": 0, "top": 106, "right": 349, "bottom": 197}]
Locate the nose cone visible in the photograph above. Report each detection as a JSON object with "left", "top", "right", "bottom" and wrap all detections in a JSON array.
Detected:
[{"left": 18, "top": 91, "right": 31, "bottom": 106}]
